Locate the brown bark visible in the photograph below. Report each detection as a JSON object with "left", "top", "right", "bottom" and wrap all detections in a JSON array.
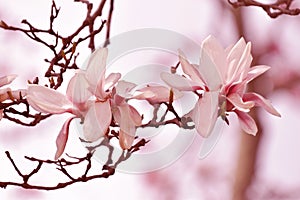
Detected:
[{"left": 230, "top": 6, "right": 264, "bottom": 200}]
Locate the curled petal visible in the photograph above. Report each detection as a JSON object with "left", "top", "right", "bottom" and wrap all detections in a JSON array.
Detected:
[
  {"left": 67, "top": 72, "right": 92, "bottom": 110},
  {"left": 243, "top": 92, "right": 281, "bottom": 117},
  {"left": 235, "top": 110, "right": 258, "bottom": 135},
  {"left": 55, "top": 117, "right": 75, "bottom": 160},
  {"left": 27, "top": 85, "right": 73, "bottom": 114},
  {"left": 161, "top": 72, "right": 203, "bottom": 91},
  {"left": 116, "top": 80, "right": 137, "bottom": 98},
  {"left": 227, "top": 93, "right": 255, "bottom": 112},
  {"left": 83, "top": 101, "right": 112, "bottom": 142},
  {"left": 178, "top": 49, "right": 206, "bottom": 85},
  {"left": 104, "top": 73, "right": 121, "bottom": 91},
  {"left": 0, "top": 74, "right": 17, "bottom": 87},
  {"left": 192, "top": 91, "right": 219, "bottom": 138},
  {"left": 245, "top": 65, "right": 270, "bottom": 83}
]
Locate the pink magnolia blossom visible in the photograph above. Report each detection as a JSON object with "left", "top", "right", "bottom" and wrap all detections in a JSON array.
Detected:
[
  {"left": 27, "top": 48, "right": 120, "bottom": 159},
  {"left": 0, "top": 74, "right": 26, "bottom": 120},
  {"left": 162, "top": 35, "right": 280, "bottom": 137}
]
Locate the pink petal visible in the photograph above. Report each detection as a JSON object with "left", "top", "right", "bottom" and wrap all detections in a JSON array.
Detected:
[
  {"left": 225, "top": 81, "right": 247, "bottom": 97},
  {"left": 227, "top": 93, "right": 255, "bottom": 112},
  {"left": 118, "top": 104, "right": 140, "bottom": 132},
  {"left": 83, "top": 101, "right": 112, "bottom": 142},
  {"left": 243, "top": 92, "right": 281, "bottom": 117},
  {"left": 235, "top": 43, "right": 253, "bottom": 82},
  {"left": 200, "top": 36, "right": 227, "bottom": 83},
  {"left": 113, "top": 94, "right": 126, "bottom": 106},
  {"left": 199, "top": 44, "right": 222, "bottom": 91},
  {"left": 27, "top": 85, "right": 73, "bottom": 114},
  {"left": 0, "top": 74, "right": 17, "bottom": 87},
  {"left": 178, "top": 49, "right": 206, "bottom": 85},
  {"left": 66, "top": 72, "right": 92, "bottom": 110},
  {"left": 228, "top": 42, "right": 252, "bottom": 84},
  {"left": 86, "top": 48, "right": 108, "bottom": 87},
  {"left": 235, "top": 110, "right": 258, "bottom": 135},
  {"left": 245, "top": 65, "right": 270, "bottom": 83},
  {"left": 128, "top": 104, "right": 142, "bottom": 126},
  {"left": 192, "top": 91, "right": 219, "bottom": 138},
  {"left": 55, "top": 117, "right": 74, "bottom": 160},
  {"left": 104, "top": 73, "right": 121, "bottom": 91},
  {"left": 116, "top": 80, "right": 137, "bottom": 98},
  {"left": 119, "top": 130, "right": 135, "bottom": 150},
  {"left": 112, "top": 104, "right": 121, "bottom": 124},
  {"left": 117, "top": 104, "right": 142, "bottom": 149},
  {"left": 226, "top": 38, "right": 247, "bottom": 65},
  {"left": 226, "top": 38, "right": 248, "bottom": 81},
  {"left": 161, "top": 72, "right": 203, "bottom": 91}
]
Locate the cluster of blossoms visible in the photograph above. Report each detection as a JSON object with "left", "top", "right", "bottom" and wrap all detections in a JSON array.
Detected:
[
  {"left": 162, "top": 36, "right": 281, "bottom": 137},
  {"left": 26, "top": 48, "right": 171, "bottom": 159},
  {"left": 1, "top": 36, "right": 280, "bottom": 160}
]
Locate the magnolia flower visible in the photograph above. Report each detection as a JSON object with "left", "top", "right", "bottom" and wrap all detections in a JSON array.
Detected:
[
  {"left": 27, "top": 48, "right": 121, "bottom": 159},
  {"left": 162, "top": 35, "right": 280, "bottom": 137},
  {"left": 0, "top": 74, "right": 25, "bottom": 120}
]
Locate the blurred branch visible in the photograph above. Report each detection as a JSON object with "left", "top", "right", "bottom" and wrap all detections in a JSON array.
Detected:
[
  {"left": 229, "top": 6, "right": 265, "bottom": 200},
  {"left": 228, "top": 0, "right": 300, "bottom": 18},
  {"left": 273, "top": 70, "right": 300, "bottom": 92}
]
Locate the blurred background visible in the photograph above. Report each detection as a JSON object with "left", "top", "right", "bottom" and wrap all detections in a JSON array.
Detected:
[{"left": 1, "top": 0, "right": 300, "bottom": 199}]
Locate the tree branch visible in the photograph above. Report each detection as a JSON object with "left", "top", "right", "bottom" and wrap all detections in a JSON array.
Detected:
[{"left": 228, "top": 0, "right": 300, "bottom": 18}]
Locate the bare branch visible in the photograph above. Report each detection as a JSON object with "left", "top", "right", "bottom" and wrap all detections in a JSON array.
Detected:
[{"left": 228, "top": 0, "right": 300, "bottom": 18}]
